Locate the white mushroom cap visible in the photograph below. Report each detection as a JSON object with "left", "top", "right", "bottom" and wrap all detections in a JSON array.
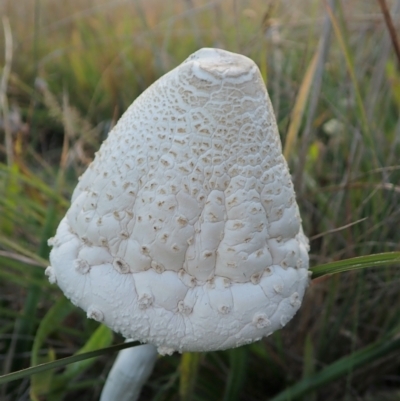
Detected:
[{"left": 46, "top": 48, "right": 309, "bottom": 355}]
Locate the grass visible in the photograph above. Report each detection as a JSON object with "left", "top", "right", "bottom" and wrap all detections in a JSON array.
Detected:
[{"left": 1, "top": 0, "right": 400, "bottom": 400}]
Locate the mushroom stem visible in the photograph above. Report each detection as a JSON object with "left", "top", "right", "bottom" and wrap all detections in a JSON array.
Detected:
[{"left": 100, "top": 341, "right": 158, "bottom": 401}]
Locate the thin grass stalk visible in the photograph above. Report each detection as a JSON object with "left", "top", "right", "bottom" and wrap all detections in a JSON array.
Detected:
[
  {"left": 184, "top": 0, "right": 202, "bottom": 49},
  {"left": 10, "top": 78, "right": 74, "bottom": 375},
  {"left": 15, "top": 206, "right": 57, "bottom": 354},
  {"left": 29, "top": 298, "right": 73, "bottom": 400},
  {"left": 0, "top": 163, "right": 69, "bottom": 207},
  {"left": 0, "top": 17, "right": 13, "bottom": 166},
  {"left": 179, "top": 352, "right": 201, "bottom": 401},
  {"left": 309, "top": 217, "right": 368, "bottom": 241},
  {"left": 0, "top": 250, "right": 46, "bottom": 267},
  {"left": 270, "top": 327, "right": 400, "bottom": 401},
  {"left": 302, "top": 335, "right": 316, "bottom": 401},
  {"left": 0, "top": 341, "right": 140, "bottom": 385},
  {"left": 310, "top": 252, "right": 400, "bottom": 278},
  {"left": 381, "top": 0, "right": 400, "bottom": 167},
  {"left": 377, "top": 0, "right": 400, "bottom": 71},
  {"left": 325, "top": 1, "right": 380, "bottom": 169},
  {"left": 314, "top": 275, "right": 340, "bottom": 367},
  {"left": 0, "top": 236, "right": 48, "bottom": 266},
  {"left": 60, "top": 91, "right": 72, "bottom": 174},
  {"left": 222, "top": 347, "right": 247, "bottom": 401},
  {"left": 365, "top": 30, "right": 391, "bottom": 119},
  {"left": 282, "top": 47, "right": 320, "bottom": 162},
  {"left": 261, "top": 3, "right": 281, "bottom": 118},
  {"left": 0, "top": 268, "right": 50, "bottom": 289},
  {"left": 366, "top": 0, "right": 400, "bottom": 118},
  {"left": 132, "top": 0, "right": 164, "bottom": 74},
  {"left": 270, "top": 42, "right": 281, "bottom": 121},
  {"left": 326, "top": 124, "right": 361, "bottom": 259},
  {"left": 294, "top": 0, "right": 335, "bottom": 193},
  {"left": 344, "top": 271, "right": 364, "bottom": 396},
  {"left": 388, "top": 117, "right": 400, "bottom": 166},
  {"left": 29, "top": 0, "right": 41, "bottom": 151}
]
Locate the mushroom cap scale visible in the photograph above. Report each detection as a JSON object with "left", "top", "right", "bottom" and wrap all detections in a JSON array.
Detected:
[{"left": 46, "top": 48, "right": 309, "bottom": 355}]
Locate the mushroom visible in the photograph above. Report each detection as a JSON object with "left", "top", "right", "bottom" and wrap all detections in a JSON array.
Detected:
[
  {"left": 46, "top": 48, "right": 309, "bottom": 399},
  {"left": 99, "top": 342, "right": 157, "bottom": 401}
]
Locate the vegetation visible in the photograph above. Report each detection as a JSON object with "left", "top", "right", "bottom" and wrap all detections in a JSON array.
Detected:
[{"left": 0, "top": 0, "right": 400, "bottom": 400}]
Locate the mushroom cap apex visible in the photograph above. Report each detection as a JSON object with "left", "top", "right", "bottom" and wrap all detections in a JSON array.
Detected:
[{"left": 182, "top": 47, "right": 259, "bottom": 84}]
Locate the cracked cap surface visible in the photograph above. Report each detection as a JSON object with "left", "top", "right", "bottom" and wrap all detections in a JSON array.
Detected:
[{"left": 46, "top": 48, "right": 310, "bottom": 355}]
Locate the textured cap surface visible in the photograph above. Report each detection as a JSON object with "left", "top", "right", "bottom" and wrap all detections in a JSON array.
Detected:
[{"left": 46, "top": 48, "right": 309, "bottom": 355}]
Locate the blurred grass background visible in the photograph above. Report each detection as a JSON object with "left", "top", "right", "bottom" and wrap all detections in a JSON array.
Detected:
[{"left": 0, "top": 0, "right": 400, "bottom": 400}]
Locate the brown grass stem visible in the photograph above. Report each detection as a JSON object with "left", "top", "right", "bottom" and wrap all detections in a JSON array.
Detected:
[{"left": 377, "top": 0, "right": 400, "bottom": 71}]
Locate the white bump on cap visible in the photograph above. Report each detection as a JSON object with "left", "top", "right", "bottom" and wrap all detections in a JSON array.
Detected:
[
  {"left": 87, "top": 306, "right": 104, "bottom": 322},
  {"left": 45, "top": 266, "right": 57, "bottom": 284}
]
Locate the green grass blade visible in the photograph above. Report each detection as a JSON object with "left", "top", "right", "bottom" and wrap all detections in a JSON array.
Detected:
[
  {"left": 30, "top": 348, "right": 57, "bottom": 401},
  {"left": 49, "top": 324, "right": 113, "bottom": 394},
  {"left": 16, "top": 200, "right": 58, "bottom": 356},
  {"left": 302, "top": 335, "right": 316, "bottom": 401},
  {"left": 56, "top": 324, "right": 113, "bottom": 381},
  {"left": 0, "top": 341, "right": 139, "bottom": 385},
  {"left": 270, "top": 329, "right": 400, "bottom": 401},
  {"left": 31, "top": 297, "right": 73, "bottom": 367},
  {"left": 30, "top": 297, "right": 74, "bottom": 400},
  {"left": 222, "top": 347, "right": 248, "bottom": 401},
  {"left": 0, "top": 163, "right": 69, "bottom": 207},
  {"left": 0, "top": 259, "right": 51, "bottom": 288},
  {"left": 0, "top": 236, "right": 48, "bottom": 267},
  {"left": 325, "top": 2, "right": 379, "bottom": 168},
  {"left": 302, "top": 334, "right": 315, "bottom": 379},
  {"left": 1, "top": 164, "right": 20, "bottom": 235},
  {"left": 310, "top": 252, "right": 400, "bottom": 279},
  {"left": 179, "top": 352, "right": 202, "bottom": 401},
  {"left": 283, "top": 46, "right": 320, "bottom": 162}
]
